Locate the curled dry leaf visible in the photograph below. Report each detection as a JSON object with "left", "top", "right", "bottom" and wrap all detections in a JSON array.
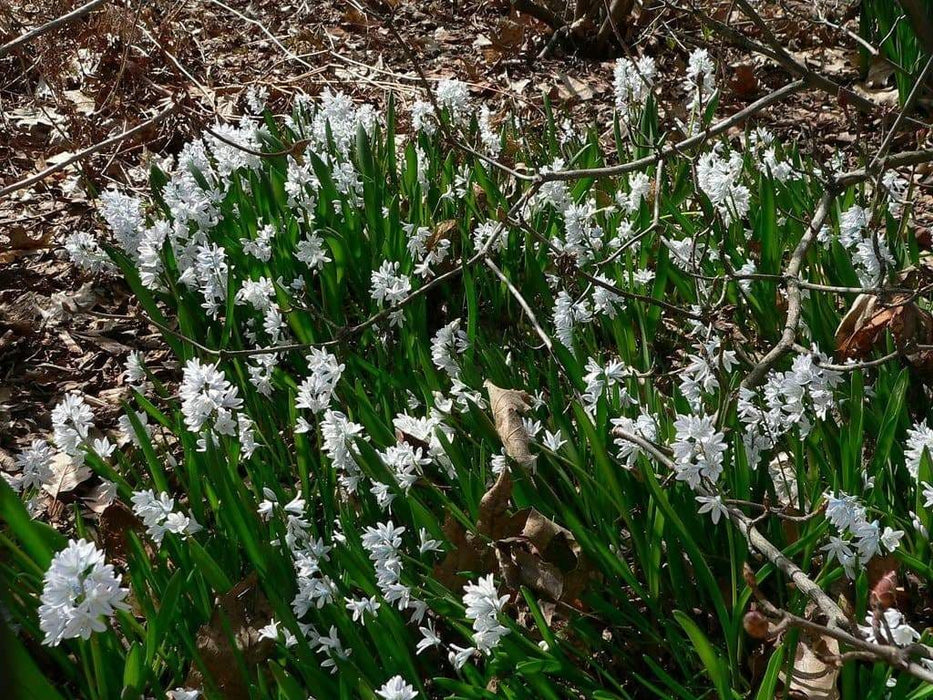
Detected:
[
  {"left": 185, "top": 572, "right": 275, "bottom": 699},
  {"left": 867, "top": 555, "right": 905, "bottom": 610},
  {"left": 496, "top": 507, "right": 593, "bottom": 605},
  {"left": 835, "top": 292, "right": 933, "bottom": 376},
  {"left": 484, "top": 380, "right": 536, "bottom": 467},
  {"left": 780, "top": 632, "right": 841, "bottom": 700}
]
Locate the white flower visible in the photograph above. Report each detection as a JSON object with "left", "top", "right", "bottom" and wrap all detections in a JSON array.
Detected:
[
  {"left": 612, "top": 412, "right": 658, "bottom": 467},
  {"left": 684, "top": 48, "right": 716, "bottom": 111},
  {"left": 542, "top": 429, "right": 566, "bottom": 452},
  {"left": 51, "top": 392, "right": 95, "bottom": 459},
  {"left": 881, "top": 526, "right": 904, "bottom": 552},
  {"left": 371, "top": 260, "right": 412, "bottom": 307},
  {"left": 167, "top": 689, "right": 200, "bottom": 700},
  {"left": 696, "top": 149, "right": 748, "bottom": 224},
  {"left": 922, "top": 482, "right": 933, "bottom": 509},
  {"left": 431, "top": 318, "right": 469, "bottom": 380},
  {"left": 416, "top": 620, "right": 442, "bottom": 656},
  {"left": 245, "top": 85, "right": 268, "bottom": 115},
  {"left": 295, "top": 231, "right": 331, "bottom": 271},
  {"left": 15, "top": 439, "right": 54, "bottom": 491},
  {"left": 179, "top": 359, "right": 242, "bottom": 436},
  {"left": 448, "top": 643, "right": 476, "bottom": 670},
  {"left": 38, "top": 539, "right": 130, "bottom": 646},
  {"left": 478, "top": 106, "right": 501, "bottom": 157},
  {"left": 241, "top": 224, "right": 275, "bottom": 262},
  {"left": 906, "top": 421, "right": 933, "bottom": 479},
  {"left": 376, "top": 676, "right": 418, "bottom": 700},
  {"left": 696, "top": 494, "right": 728, "bottom": 524},
  {"left": 839, "top": 205, "right": 868, "bottom": 248},
  {"left": 100, "top": 189, "right": 143, "bottom": 254},
  {"left": 345, "top": 596, "right": 381, "bottom": 622},
  {"left": 613, "top": 55, "right": 656, "bottom": 114},
  {"left": 124, "top": 351, "right": 147, "bottom": 388},
  {"left": 296, "top": 348, "right": 344, "bottom": 414},
  {"left": 462, "top": 574, "right": 510, "bottom": 654},
  {"left": 553, "top": 291, "right": 592, "bottom": 349},
  {"left": 436, "top": 79, "right": 471, "bottom": 120},
  {"left": 858, "top": 609, "right": 920, "bottom": 646},
  {"left": 64, "top": 232, "right": 112, "bottom": 272},
  {"left": 418, "top": 527, "right": 443, "bottom": 555},
  {"left": 671, "top": 414, "right": 727, "bottom": 490},
  {"left": 821, "top": 536, "right": 853, "bottom": 565}
]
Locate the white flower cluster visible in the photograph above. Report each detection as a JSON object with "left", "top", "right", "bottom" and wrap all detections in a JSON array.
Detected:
[
  {"left": 462, "top": 574, "right": 510, "bottom": 655},
  {"left": 38, "top": 539, "right": 129, "bottom": 646},
  {"left": 320, "top": 409, "right": 367, "bottom": 493},
  {"left": 613, "top": 55, "right": 656, "bottom": 115},
  {"left": 179, "top": 359, "right": 243, "bottom": 447},
  {"left": 361, "top": 521, "right": 427, "bottom": 625},
  {"left": 376, "top": 676, "right": 419, "bottom": 700},
  {"left": 431, "top": 318, "right": 469, "bottom": 380},
  {"left": 822, "top": 491, "right": 903, "bottom": 577},
  {"left": 836, "top": 203, "right": 895, "bottom": 286},
  {"left": 684, "top": 48, "right": 716, "bottom": 113},
  {"left": 906, "top": 420, "right": 933, "bottom": 479},
  {"left": 671, "top": 413, "right": 727, "bottom": 490},
  {"left": 738, "top": 352, "right": 842, "bottom": 468},
  {"left": 611, "top": 412, "right": 658, "bottom": 467},
  {"left": 696, "top": 147, "right": 750, "bottom": 225},
  {"left": 553, "top": 291, "right": 593, "bottom": 350},
  {"left": 371, "top": 260, "right": 413, "bottom": 307},
  {"left": 678, "top": 334, "right": 737, "bottom": 410},
  {"left": 51, "top": 392, "right": 98, "bottom": 463},
  {"left": 130, "top": 489, "right": 202, "bottom": 544},
  {"left": 582, "top": 357, "right": 632, "bottom": 411},
  {"left": 296, "top": 348, "right": 345, "bottom": 419},
  {"left": 6, "top": 438, "right": 54, "bottom": 493}
]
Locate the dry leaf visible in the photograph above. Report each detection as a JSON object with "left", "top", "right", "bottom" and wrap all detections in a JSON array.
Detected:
[
  {"left": 836, "top": 293, "right": 933, "bottom": 367},
  {"left": 484, "top": 380, "right": 536, "bottom": 467},
  {"left": 186, "top": 573, "right": 274, "bottom": 699},
  {"left": 0, "top": 226, "right": 53, "bottom": 263},
  {"left": 780, "top": 632, "right": 840, "bottom": 700},
  {"left": 42, "top": 452, "right": 91, "bottom": 498},
  {"left": 99, "top": 501, "right": 151, "bottom": 566},
  {"left": 552, "top": 74, "right": 596, "bottom": 102}
]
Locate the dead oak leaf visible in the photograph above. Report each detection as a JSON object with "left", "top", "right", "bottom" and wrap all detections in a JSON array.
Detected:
[
  {"left": 484, "top": 380, "right": 536, "bottom": 467},
  {"left": 42, "top": 452, "right": 91, "bottom": 499},
  {"left": 185, "top": 573, "right": 275, "bottom": 699}
]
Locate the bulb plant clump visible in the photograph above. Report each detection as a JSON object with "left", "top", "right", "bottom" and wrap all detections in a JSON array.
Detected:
[{"left": 4, "top": 50, "right": 933, "bottom": 699}]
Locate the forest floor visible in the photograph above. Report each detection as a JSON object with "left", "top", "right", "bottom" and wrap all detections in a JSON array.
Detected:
[{"left": 0, "top": 0, "right": 927, "bottom": 513}]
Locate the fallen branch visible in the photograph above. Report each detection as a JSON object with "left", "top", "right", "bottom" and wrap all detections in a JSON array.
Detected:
[
  {"left": 745, "top": 565, "right": 933, "bottom": 684},
  {"left": 0, "top": 0, "right": 107, "bottom": 57}
]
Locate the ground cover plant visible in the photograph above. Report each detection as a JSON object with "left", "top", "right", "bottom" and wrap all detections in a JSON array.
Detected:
[{"left": 3, "top": 1, "right": 933, "bottom": 699}]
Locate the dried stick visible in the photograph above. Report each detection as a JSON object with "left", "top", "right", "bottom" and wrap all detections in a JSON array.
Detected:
[
  {"left": 537, "top": 80, "right": 805, "bottom": 182},
  {"left": 742, "top": 190, "right": 835, "bottom": 387},
  {"left": 0, "top": 0, "right": 107, "bottom": 57}
]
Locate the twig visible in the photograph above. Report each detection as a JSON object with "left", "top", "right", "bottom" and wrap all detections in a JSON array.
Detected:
[
  {"left": 746, "top": 567, "right": 933, "bottom": 684},
  {"left": 537, "top": 80, "right": 805, "bottom": 182},
  {"left": 742, "top": 190, "right": 835, "bottom": 387},
  {"left": 0, "top": 0, "right": 107, "bottom": 57},
  {"left": 0, "top": 103, "right": 176, "bottom": 199}
]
